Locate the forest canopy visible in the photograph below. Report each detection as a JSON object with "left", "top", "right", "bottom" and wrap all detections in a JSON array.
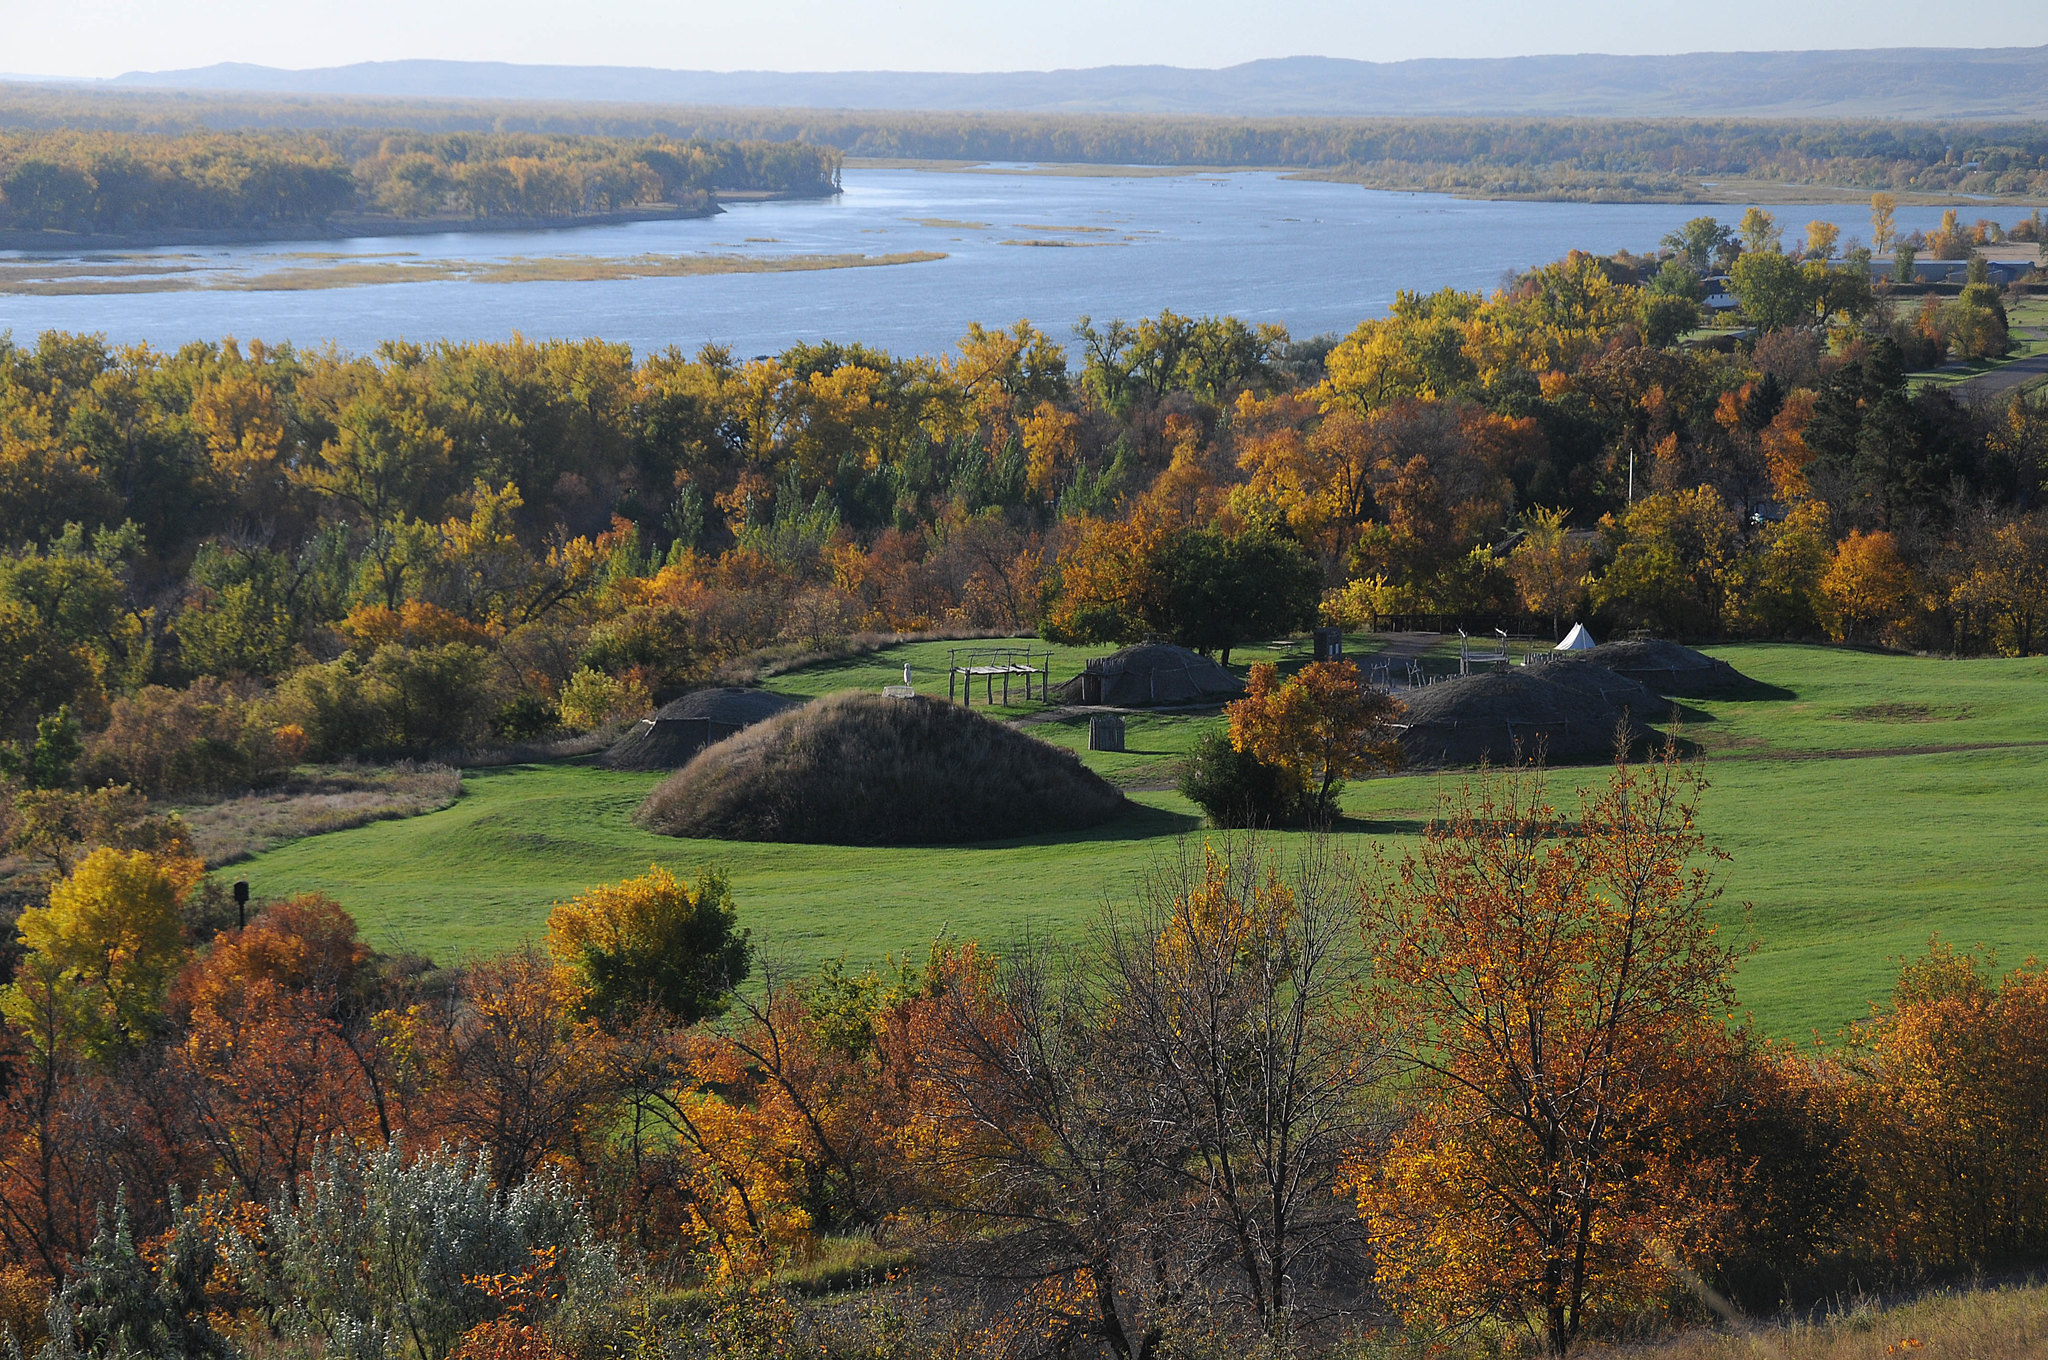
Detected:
[{"left": 0, "top": 126, "right": 842, "bottom": 234}]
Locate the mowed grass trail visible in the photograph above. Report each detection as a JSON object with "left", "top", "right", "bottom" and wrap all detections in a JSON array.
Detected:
[{"left": 235, "top": 643, "right": 2048, "bottom": 1039}]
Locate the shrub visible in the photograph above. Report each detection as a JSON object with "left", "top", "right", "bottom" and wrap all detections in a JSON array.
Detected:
[
  {"left": 78, "top": 679, "right": 297, "bottom": 798},
  {"left": 275, "top": 643, "right": 496, "bottom": 758},
  {"left": 555, "top": 667, "right": 650, "bottom": 731},
  {"left": 546, "top": 866, "right": 751, "bottom": 1027},
  {"left": 491, "top": 695, "right": 560, "bottom": 743},
  {"left": 1177, "top": 730, "right": 1307, "bottom": 828},
  {"left": 36, "top": 1192, "right": 232, "bottom": 1360},
  {"left": 236, "top": 1140, "right": 619, "bottom": 1360}
]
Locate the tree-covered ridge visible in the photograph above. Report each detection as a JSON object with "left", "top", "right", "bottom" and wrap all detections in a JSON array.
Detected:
[
  {"left": 5, "top": 84, "right": 2048, "bottom": 201},
  {"left": 0, "top": 128, "right": 842, "bottom": 234}
]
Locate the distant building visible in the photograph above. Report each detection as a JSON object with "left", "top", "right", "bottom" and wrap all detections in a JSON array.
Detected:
[{"left": 1871, "top": 256, "right": 2035, "bottom": 285}]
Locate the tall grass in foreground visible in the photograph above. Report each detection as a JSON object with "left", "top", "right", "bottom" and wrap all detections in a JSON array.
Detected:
[{"left": 1604, "top": 1281, "right": 2048, "bottom": 1358}]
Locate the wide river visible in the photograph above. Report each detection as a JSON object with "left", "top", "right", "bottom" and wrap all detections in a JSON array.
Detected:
[{"left": 0, "top": 167, "right": 1984, "bottom": 357}]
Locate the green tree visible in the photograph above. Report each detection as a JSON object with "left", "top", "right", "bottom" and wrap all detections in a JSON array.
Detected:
[
  {"left": 1591, "top": 487, "right": 1740, "bottom": 638},
  {"left": 1638, "top": 292, "right": 1701, "bottom": 348},
  {"left": 1730, "top": 251, "right": 1813, "bottom": 333},
  {"left": 1145, "top": 526, "right": 1320, "bottom": 665},
  {"left": 546, "top": 866, "right": 752, "bottom": 1026},
  {"left": 1661, "top": 217, "right": 1734, "bottom": 274}
]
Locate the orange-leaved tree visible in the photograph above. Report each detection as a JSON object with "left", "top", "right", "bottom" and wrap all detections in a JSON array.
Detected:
[
  {"left": 1819, "top": 528, "right": 1917, "bottom": 644},
  {"left": 1833, "top": 940, "right": 2048, "bottom": 1270},
  {"left": 174, "top": 894, "right": 389, "bottom": 1203},
  {"left": 1351, "top": 747, "right": 1743, "bottom": 1356},
  {"left": 1227, "top": 660, "right": 1402, "bottom": 823},
  {"left": 385, "top": 949, "right": 617, "bottom": 1186}
]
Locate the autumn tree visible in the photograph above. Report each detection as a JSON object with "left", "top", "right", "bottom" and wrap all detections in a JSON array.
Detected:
[
  {"left": 643, "top": 956, "right": 927, "bottom": 1273},
  {"left": 906, "top": 938, "right": 1183, "bottom": 1360},
  {"left": 1869, "top": 193, "right": 1897, "bottom": 256},
  {"left": 2, "top": 847, "right": 198, "bottom": 1063},
  {"left": 1227, "top": 661, "right": 1402, "bottom": 823},
  {"left": 1590, "top": 486, "right": 1739, "bottom": 639},
  {"left": 1040, "top": 516, "right": 1161, "bottom": 644},
  {"left": 1835, "top": 941, "right": 2048, "bottom": 1269},
  {"left": 0, "top": 848, "right": 199, "bottom": 1277},
  {"left": 1100, "top": 839, "right": 1395, "bottom": 1323},
  {"left": 1947, "top": 511, "right": 2048, "bottom": 655},
  {"left": 1352, "top": 749, "right": 1743, "bottom": 1356},
  {"left": 1508, "top": 507, "right": 1592, "bottom": 639},
  {"left": 391, "top": 951, "right": 616, "bottom": 1186},
  {"left": 173, "top": 895, "right": 389, "bottom": 1203},
  {"left": 1819, "top": 528, "right": 1917, "bottom": 644},
  {"left": 546, "top": 867, "right": 751, "bottom": 1028}
]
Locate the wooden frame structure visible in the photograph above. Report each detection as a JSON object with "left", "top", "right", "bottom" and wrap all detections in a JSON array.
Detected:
[
  {"left": 947, "top": 645, "right": 1052, "bottom": 707},
  {"left": 1459, "top": 628, "right": 1513, "bottom": 675}
]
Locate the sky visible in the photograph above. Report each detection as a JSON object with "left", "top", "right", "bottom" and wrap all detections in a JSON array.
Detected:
[{"left": 10, "top": 0, "right": 2048, "bottom": 78}]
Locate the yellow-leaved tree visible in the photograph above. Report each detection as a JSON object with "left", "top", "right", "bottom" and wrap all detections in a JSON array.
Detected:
[
  {"left": 2, "top": 846, "right": 199, "bottom": 1061},
  {"left": 546, "top": 866, "right": 752, "bottom": 1027},
  {"left": 1819, "top": 528, "right": 1918, "bottom": 644},
  {"left": 1507, "top": 507, "right": 1592, "bottom": 640}
]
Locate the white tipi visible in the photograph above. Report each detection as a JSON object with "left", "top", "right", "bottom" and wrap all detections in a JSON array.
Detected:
[{"left": 1555, "top": 623, "right": 1596, "bottom": 651}]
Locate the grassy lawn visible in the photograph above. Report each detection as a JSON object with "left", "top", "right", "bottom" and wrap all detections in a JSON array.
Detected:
[
  {"left": 1908, "top": 295, "right": 2048, "bottom": 394},
  {"left": 232, "top": 641, "right": 2048, "bottom": 1041}
]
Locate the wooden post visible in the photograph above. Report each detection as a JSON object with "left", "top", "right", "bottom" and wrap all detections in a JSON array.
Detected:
[
  {"left": 1003, "top": 670, "right": 1011, "bottom": 704},
  {"left": 950, "top": 669, "right": 958, "bottom": 704}
]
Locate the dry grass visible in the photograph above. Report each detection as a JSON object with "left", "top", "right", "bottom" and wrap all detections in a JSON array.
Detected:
[
  {"left": 446, "top": 730, "right": 615, "bottom": 768},
  {"left": 638, "top": 691, "right": 1127, "bottom": 845},
  {"left": 1598, "top": 1282, "right": 2048, "bottom": 1360},
  {"left": 176, "top": 763, "right": 462, "bottom": 868}
]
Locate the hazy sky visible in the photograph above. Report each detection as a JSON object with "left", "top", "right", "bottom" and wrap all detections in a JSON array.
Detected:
[{"left": 14, "top": 0, "right": 2048, "bottom": 78}]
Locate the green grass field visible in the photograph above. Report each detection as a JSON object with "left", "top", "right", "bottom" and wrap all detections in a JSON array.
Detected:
[{"left": 233, "top": 642, "right": 2048, "bottom": 1040}]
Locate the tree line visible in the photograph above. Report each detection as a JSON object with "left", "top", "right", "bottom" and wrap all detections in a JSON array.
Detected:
[
  {"left": 8, "top": 84, "right": 2048, "bottom": 201},
  {"left": 0, "top": 129, "right": 841, "bottom": 234}
]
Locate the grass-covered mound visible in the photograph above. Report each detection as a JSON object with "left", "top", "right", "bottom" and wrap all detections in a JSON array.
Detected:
[
  {"left": 636, "top": 692, "right": 1129, "bottom": 845},
  {"left": 1550, "top": 638, "right": 1751, "bottom": 696},
  {"left": 1396, "top": 667, "right": 1658, "bottom": 768}
]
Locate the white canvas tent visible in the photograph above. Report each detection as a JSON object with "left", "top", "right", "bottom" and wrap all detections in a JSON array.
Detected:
[{"left": 1555, "top": 623, "right": 1596, "bottom": 651}]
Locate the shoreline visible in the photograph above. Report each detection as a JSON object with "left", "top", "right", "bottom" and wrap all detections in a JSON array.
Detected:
[
  {"left": 0, "top": 188, "right": 840, "bottom": 254},
  {"left": 843, "top": 158, "right": 2048, "bottom": 209}
]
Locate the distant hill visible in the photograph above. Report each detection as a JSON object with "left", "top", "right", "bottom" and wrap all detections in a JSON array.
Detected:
[{"left": 100, "top": 48, "right": 2048, "bottom": 118}]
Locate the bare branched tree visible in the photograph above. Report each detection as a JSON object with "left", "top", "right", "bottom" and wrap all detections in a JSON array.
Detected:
[{"left": 1103, "top": 835, "right": 1397, "bottom": 1325}]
